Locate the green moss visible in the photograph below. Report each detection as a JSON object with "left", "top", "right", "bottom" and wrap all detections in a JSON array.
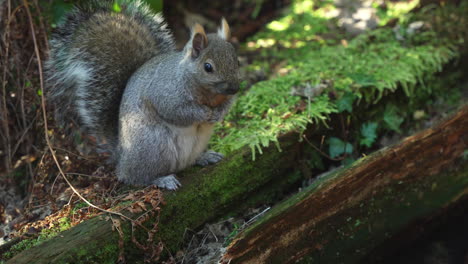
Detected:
[
  {"left": 210, "top": 1, "right": 463, "bottom": 161},
  {"left": 2, "top": 239, "right": 36, "bottom": 260},
  {"left": 374, "top": 0, "right": 419, "bottom": 26},
  {"left": 2, "top": 216, "right": 74, "bottom": 260},
  {"left": 55, "top": 239, "right": 120, "bottom": 264},
  {"left": 156, "top": 135, "right": 300, "bottom": 252}
]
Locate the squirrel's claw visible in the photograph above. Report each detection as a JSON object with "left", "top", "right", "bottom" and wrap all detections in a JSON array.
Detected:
[
  {"left": 195, "top": 150, "right": 224, "bottom": 167},
  {"left": 153, "top": 174, "right": 181, "bottom": 190}
]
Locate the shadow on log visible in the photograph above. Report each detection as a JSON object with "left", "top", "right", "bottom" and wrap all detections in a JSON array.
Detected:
[{"left": 222, "top": 106, "right": 468, "bottom": 264}]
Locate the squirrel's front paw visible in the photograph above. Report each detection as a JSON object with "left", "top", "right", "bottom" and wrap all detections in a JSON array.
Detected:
[
  {"left": 195, "top": 150, "right": 224, "bottom": 167},
  {"left": 153, "top": 174, "right": 181, "bottom": 190}
]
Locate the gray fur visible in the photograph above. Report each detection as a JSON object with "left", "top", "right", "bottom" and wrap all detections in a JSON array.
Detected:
[
  {"left": 46, "top": 0, "right": 175, "bottom": 148},
  {"left": 195, "top": 150, "right": 224, "bottom": 167},
  {"left": 45, "top": 0, "right": 239, "bottom": 189},
  {"left": 153, "top": 175, "right": 181, "bottom": 191}
]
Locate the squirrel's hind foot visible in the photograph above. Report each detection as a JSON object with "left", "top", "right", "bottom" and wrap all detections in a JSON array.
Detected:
[
  {"left": 195, "top": 150, "right": 224, "bottom": 167},
  {"left": 153, "top": 174, "right": 181, "bottom": 190}
]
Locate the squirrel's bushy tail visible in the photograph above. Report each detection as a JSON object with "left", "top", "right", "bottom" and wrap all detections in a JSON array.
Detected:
[{"left": 45, "top": 0, "right": 174, "bottom": 154}]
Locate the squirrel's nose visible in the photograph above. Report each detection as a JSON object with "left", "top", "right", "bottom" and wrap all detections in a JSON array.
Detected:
[{"left": 217, "top": 82, "right": 239, "bottom": 95}]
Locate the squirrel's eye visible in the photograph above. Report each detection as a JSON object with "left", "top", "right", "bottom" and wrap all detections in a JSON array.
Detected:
[{"left": 204, "top": 63, "right": 213, "bottom": 73}]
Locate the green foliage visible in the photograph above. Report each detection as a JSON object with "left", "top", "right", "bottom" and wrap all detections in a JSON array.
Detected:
[
  {"left": 71, "top": 201, "right": 89, "bottom": 214},
  {"left": 224, "top": 223, "right": 241, "bottom": 246},
  {"left": 2, "top": 217, "right": 73, "bottom": 260},
  {"left": 360, "top": 122, "right": 378, "bottom": 148},
  {"left": 374, "top": 0, "right": 419, "bottom": 26},
  {"left": 383, "top": 105, "right": 404, "bottom": 133},
  {"left": 112, "top": 2, "right": 122, "bottom": 13},
  {"left": 329, "top": 137, "right": 353, "bottom": 159},
  {"left": 336, "top": 92, "right": 357, "bottom": 113},
  {"left": 39, "top": 217, "right": 72, "bottom": 239},
  {"left": 211, "top": 2, "right": 459, "bottom": 158},
  {"left": 2, "top": 239, "right": 37, "bottom": 259}
]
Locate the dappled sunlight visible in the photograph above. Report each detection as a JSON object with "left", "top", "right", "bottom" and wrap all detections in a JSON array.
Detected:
[
  {"left": 248, "top": 0, "right": 420, "bottom": 55},
  {"left": 376, "top": 0, "right": 420, "bottom": 25},
  {"left": 267, "top": 20, "right": 289, "bottom": 31},
  {"left": 212, "top": 0, "right": 465, "bottom": 159}
]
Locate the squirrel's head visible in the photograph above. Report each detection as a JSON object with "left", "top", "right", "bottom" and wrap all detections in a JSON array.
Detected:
[{"left": 183, "top": 19, "right": 240, "bottom": 102}]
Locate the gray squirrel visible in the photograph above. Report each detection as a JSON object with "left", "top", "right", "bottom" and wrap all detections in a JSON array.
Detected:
[{"left": 45, "top": 0, "right": 240, "bottom": 190}]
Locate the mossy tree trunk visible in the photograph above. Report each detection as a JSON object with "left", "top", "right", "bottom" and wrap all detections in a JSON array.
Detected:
[{"left": 221, "top": 106, "right": 468, "bottom": 264}]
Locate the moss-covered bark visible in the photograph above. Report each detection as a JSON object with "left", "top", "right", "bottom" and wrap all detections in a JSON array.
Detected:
[
  {"left": 6, "top": 132, "right": 305, "bottom": 264},
  {"left": 221, "top": 106, "right": 468, "bottom": 264}
]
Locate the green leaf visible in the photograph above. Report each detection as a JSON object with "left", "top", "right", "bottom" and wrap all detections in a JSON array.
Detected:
[
  {"left": 383, "top": 105, "right": 404, "bottom": 132},
  {"left": 349, "top": 73, "right": 376, "bottom": 86},
  {"left": 336, "top": 92, "right": 356, "bottom": 113},
  {"left": 37, "top": 89, "right": 43, "bottom": 96},
  {"left": 329, "top": 137, "right": 353, "bottom": 159},
  {"left": 113, "top": 2, "right": 122, "bottom": 13},
  {"left": 360, "top": 122, "right": 378, "bottom": 147}
]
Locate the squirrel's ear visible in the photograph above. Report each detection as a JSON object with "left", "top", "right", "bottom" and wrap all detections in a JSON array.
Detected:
[
  {"left": 217, "top": 18, "right": 231, "bottom": 41},
  {"left": 191, "top": 23, "right": 208, "bottom": 58}
]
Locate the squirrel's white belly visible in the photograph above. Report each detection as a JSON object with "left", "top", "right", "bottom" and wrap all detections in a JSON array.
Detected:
[{"left": 170, "top": 123, "right": 214, "bottom": 171}]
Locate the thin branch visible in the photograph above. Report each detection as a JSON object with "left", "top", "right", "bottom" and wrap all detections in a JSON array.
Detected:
[
  {"left": 11, "top": 113, "right": 37, "bottom": 158},
  {"left": 65, "top": 172, "right": 105, "bottom": 179},
  {"left": 1, "top": 0, "right": 12, "bottom": 172},
  {"left": 302, "top": 134, "right": 345, "bottom": 161}
]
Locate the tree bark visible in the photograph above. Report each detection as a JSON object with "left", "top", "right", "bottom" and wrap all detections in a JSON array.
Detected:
[
  {"left": 7, "top": 107, "right": 468, "bottom": 264},
  {"left": 7, "top": 131, "right": 305, "bottom": 264},
  {"left": 221, "top": 106, "right": 468, "bottom": 264}
]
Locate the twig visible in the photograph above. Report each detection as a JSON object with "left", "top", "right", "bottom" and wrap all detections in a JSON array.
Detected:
[
  {"left": 242, "top": 206, "right": 271, "bottom": 229},
  {"left": 339, "top": 114, "right": 350, "bottom": 159},
  {"left": 11, "top": 113, "right": 37, "bottom": 157},
  {"left": 32, "top": 0, "right": 49, "bottom": 51},
  {"left": 1, "top": 0, "right": 12, "bottom": 172},
  {"left": 302, "top": 134, "right": 344, "bottom": 161},
  {"left": 50, "top": 172, "right": 60, "bottom": 195},
  {"left": 65, "top": 172, "right": 104, "bottom": 179},
  {"left": 52, "top": 147, "right": 95, "bottom": 161}
]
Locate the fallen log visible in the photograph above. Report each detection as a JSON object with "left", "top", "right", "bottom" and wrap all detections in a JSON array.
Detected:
[
  {"left": 6, "top": 131, "right": 305, "bottom": 264},
  {"left": 7, "top": 106, "right": 467, "bottom": 264},
  {"left": 222, "top": 106, "right": 468, "bottom": 264}
]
